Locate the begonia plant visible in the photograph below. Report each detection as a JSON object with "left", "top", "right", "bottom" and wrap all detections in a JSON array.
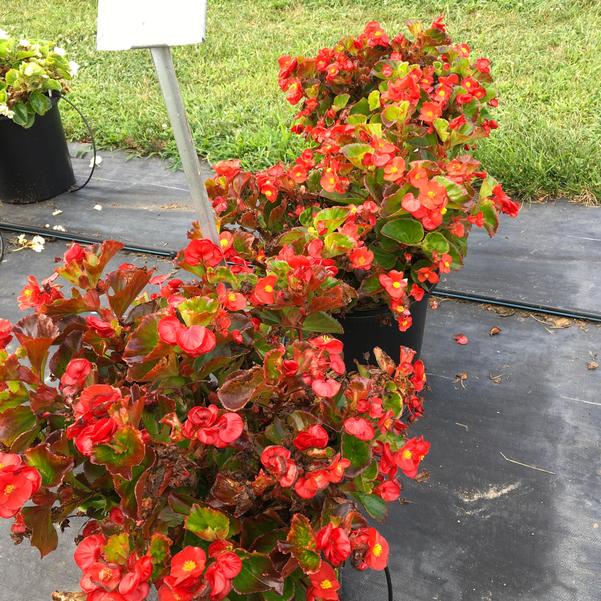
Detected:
[
  {"left": 207, "top": 18, "right": 519, "bottom": 332},
  {"left": 0, "top": 29, "right": 77, "bottom": 127},
  {"left": 0, "top": 232, "right": 430, "bottom": 600}
]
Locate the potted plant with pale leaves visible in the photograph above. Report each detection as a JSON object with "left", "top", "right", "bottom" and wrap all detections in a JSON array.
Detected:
[{"left": 0, "top": 29, "right": 78, "bottom": 204}]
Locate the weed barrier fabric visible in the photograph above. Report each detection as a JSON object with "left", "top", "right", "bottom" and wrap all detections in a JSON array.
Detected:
[
  {"left": 2, "top": 148, "right": 600, "bottom": 319},
  {"left": 1, "top": 243, "right": 600, "bottom": 601}
]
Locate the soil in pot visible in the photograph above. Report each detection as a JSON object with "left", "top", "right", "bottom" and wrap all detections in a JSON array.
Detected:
[
  {"left": 337, "top": 293, "right": 430, "bottom": 371},
  {"left": 0, "top": 96, "right": 75, "bottom": 204}
]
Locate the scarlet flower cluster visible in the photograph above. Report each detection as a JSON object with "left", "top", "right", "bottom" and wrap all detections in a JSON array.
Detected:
[
  {"left": 208, "top": 18, "right": 519, "bottom": 331},
  {"left": 0, "top": 20, "right": 503, "bottom": 601},
  {"left": 75, "top": 534, "right": 152, "bottom": 601},
  {"left": 157, "top": 543, "right": 242, "bottom": 601},
  {"left": 0, "top": 453, "right": 41, "bottom": 519}
]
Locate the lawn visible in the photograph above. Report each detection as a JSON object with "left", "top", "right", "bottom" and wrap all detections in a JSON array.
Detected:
[{"left": 1, "top": 0, "right": 601, "bottom": 201}]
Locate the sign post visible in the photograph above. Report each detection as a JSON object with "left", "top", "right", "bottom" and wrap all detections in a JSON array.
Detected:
[{"left": 97, "top": 0, "right": 219, "bottom": 244}]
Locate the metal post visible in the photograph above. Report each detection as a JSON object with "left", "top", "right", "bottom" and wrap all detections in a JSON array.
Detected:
[{"left": 150, "top": 46, "right": 219, "bottom": 244}]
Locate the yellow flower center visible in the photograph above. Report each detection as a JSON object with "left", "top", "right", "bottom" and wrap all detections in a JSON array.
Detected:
[
  {"left": 24, "top": 289, "right": 33, "bottom": 297},
  {"left": 264, "top": 285, "right": 274, "bottom": 293},
  {"left": 357, "top": 257, "right": 366, "bottom": 265},
  {"left": 4, "top": 484, "right": 15, "bottom": 495},
  {"left": 389, "top": 166, "right": 398, "bottom": 173},
  {"left": 265, "top": 189, "right": 273, "bottom": 197},
  {"left": 321, "top": 580, "right": 333, "bottom": 590},
  {"left": 392, "top": 281, "right": 401, "bottom": 289},
  {"left": 220, "top": 238, "right": 229, "bottom": 247},
  {"left": 428, "top": 191, "right": 435, "bottom": 198},
  {"left": 373, "top": 543, "right": 383, "bottom": 557},
  {"left": 402, "top": 449, "right": 413, "bottom": 460},
  {"left": 183, "top": 560, "right": 197, "bottom": 572},
  {"left": 228, "top": 293, "right": 238, "bottom": 302},
  {"left": 441, "top": 207, "right": 447, "bottom": 214}
]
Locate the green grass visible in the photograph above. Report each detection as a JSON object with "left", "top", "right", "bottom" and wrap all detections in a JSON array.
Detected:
[{"left": 2, "top": 0, "right": 601, "bottom": 200}]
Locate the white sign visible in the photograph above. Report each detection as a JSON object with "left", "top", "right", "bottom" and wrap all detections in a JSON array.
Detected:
[{"left": 97, "top": 0, "right": 206, "bottom": 50}]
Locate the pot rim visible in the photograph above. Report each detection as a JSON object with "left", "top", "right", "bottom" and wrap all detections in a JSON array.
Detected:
[{"left": 338, "top": 286, "right": 435, "bottom": 320}]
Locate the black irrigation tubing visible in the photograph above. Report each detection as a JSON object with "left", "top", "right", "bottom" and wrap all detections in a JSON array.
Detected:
[
  {"left": 0, "top": 222, "right": 176, "bottom": 259},
  {"left": 431, "top": 288, "right": 601, "bottom": 324},
  {"left": 56, "top": 93, "right": 97, "bottom": 193},
  {"left": 1, "top": 221, "right": 600, "bottom": 325},
  {"left": 385, "top": 566, "right": 394, "bottom": 601}
]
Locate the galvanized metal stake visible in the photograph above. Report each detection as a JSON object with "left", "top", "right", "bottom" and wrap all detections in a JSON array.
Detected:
[{"left": 150, "top": 45, "right": 219, "bottom": 244}]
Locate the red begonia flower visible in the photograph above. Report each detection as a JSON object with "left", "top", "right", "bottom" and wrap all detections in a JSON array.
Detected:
[
  {"left": 374, "top": 479, "right": 401, "bottom": 501},
  {"left": 63, "top": 242, "right": 86, "bottom": 264},
  {"left": 170, "top": 546, "right": 206, "bottom": 585},
  {"left": 395, "top": 436, "right": 430, "bottom": 478},
  {"left": 311, "top": 378, "right": 341, "bottom": 399},
  {"left": 410, "top": 359, "right": 426, "bottom": 392},
  {"left": 210, "top": 549, "right": 242, "bottom": 580},
  {"left": 260, "top": 445, "right": 299, "bottom": 487},
  {"left": 418, "top": 180, "right": 447, "bottom": 209},
  {"left": 294, "top": 469, "right": 330, "bottom": 499},
  {"left": 492, "top": 184, "right": 520, "bottom": 217},
  {"left": 176, "top": 325, "right": 217, "bottom": 356},
  {"left": 0, "top": 319, "right": 12, "bottom": 349},
  {"left": 0, "top": 464, "right": 42, "bottom": 518},
  {"left": 308, "top": 562, "right": 340, "bottom": 600},
  {"left": 87, "top": 315, "right": 116, "bottom": 338},
  {"left": 73, "top": 385, "right": 122, "bottom": 422},
  {"left": 60, "top": 358, "right": 92, "bottom": 393},
  {"left": 183, "top": 405, "right": 243, "bottom": 448},
  {"left": 316, "top": 523, "right": 351, "bottom": 565},
  {"left": 326, "top": 454, "right": 350, "bottom": 484},
  {"left": 183, "top": 239, "right": 222, "bottom": 267},
  {"left": 74, "top": 417, "right": 118, "bottom": 456},
  {"left": 253, "top": 276, "right": 277, "bottom": 305},
  {"left": 293, "top": 425, "right": 329, "bottom": 451},
  {"left": 475, "top": 57, "right": 491, "bottom": 74},
  {"left": 158, "top": 316, "right": 183, "bottom": 345},
  {"left": 383, "top": 157, "right": 406, "bottom": 182},
  {"left": 343, "top": 417, "right": 375, "bottom": 441},
  {"left": 379, "top": 271, "right": 407, "bottom": 299},
  {"left": 365, "top": 528, "right": 389, "bottom": 570},
  {"left": 284, "top": 79, "right": 304, "bottom": 105},
  {"left": 214, "top": 159, "right": 241, "bottom": 179},
  {"left": 74, "top": 534, "right": 107, "bottom": 570},
  {"left": 349, "top": 247, "right": 374, "bottom": 270},
  {"left": 418, "top": 101, "right": 442, "bottom": 123},
  {"left": 409, "top": 284, "right": 425, "bottom": 302}
]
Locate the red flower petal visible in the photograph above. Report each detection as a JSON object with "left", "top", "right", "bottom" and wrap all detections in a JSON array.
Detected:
[{"left": 453, "top": 333, "right": 469, "bottom": 345}]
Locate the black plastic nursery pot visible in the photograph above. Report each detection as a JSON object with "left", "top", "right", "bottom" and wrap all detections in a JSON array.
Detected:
[
  {"left": 338, "top": 293, "right": 430, "bottom": 371},
  {"left": 0, "top": 97, "right": 75, "bottom": 204}
]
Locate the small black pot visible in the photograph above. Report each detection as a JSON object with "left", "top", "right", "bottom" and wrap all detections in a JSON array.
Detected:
[
  {"left": 0, "top": 96, "right": 75, "bottom": 204},
  {"left": 337, "top": 294, "right": 430, "bottom": 370}
]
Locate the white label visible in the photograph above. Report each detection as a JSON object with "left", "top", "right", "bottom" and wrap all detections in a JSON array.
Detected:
[{"left": 97, "top": 0, "right": 206, "bottom": 50}]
